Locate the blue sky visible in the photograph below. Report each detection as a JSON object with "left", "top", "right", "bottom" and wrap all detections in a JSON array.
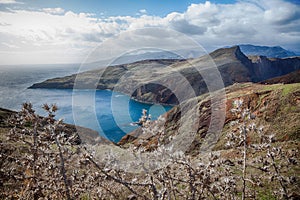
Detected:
[
  {"left": 0, "top": 0, "right": 299, "bottom": 64},
  {"left": 4, "top": 0, "right": 240, "bottom": 17},
  {"left": 7, "top": 0, "right": 299, "bottom": 17}
]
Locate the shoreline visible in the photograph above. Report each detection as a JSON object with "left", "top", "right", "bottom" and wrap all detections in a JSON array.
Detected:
[{"left": 28, "top": 86, "right": 177, "bottom": 106}]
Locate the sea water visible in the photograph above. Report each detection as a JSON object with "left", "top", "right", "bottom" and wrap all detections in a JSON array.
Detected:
[{"left": 0, "top": 65, "right": 172, "bottom": 142}]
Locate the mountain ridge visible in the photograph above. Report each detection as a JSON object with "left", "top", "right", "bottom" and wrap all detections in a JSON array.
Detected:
[{"left": 29, "top": 46, "right": 300, "bottom": 105}]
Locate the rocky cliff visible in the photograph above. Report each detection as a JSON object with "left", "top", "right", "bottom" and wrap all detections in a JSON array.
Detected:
[
  {"left": 29, "top": 46, "right": 300, "bottom": 105},
  {"left": 248, "top": 56, "right": 300, "bottom": 81}
]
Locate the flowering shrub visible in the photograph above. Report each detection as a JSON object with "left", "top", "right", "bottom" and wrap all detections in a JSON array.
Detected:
[{"left": 0, "top": 102, "right": 298, "bottom": 199}]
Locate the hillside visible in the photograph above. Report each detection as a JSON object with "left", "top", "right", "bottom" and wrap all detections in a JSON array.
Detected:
[
  {"left": 260, "top": 69, "right": 300, "bottom": 84},
  {"left": 117, "top": 82, "right": 300, "bottom": 199},
  {"left": 29, "top": 46, "right": 300, "bottom": 105},
  {"left": 119, "top": 83, "right": 300, "bottom": 155}
]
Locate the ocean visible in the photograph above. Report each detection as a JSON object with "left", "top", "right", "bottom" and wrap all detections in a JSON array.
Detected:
[{"left": 0, "top": 65, "right": 172, "bottom": 142}]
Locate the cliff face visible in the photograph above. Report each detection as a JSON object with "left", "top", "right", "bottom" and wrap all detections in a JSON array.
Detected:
[
  {"left": 29, "top": 46, "right": 300, "bottom": 105},
  {"left": 248, "top": 56, "right": 300, "bottom": 81},
  {"left": 119, "top": 83, "right": 300, "bottom": 155}
]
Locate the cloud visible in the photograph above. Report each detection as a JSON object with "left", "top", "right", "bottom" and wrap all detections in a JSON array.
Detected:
[
  {"left": 136, "top": 9, "right": 147, "bottom": 16},
  {"left": 169, "top": 18, "right": 207, "bottom": 35},
  {"left": 0, "top": 0, "right": 299, "bottom": 65},
  {"left": 0, "top": 9, "right": 120, "bottom": 64},
  {"left": 263, "top": 1, "right": 300, "bottom": 25},
  {"left": 0, "top": 9, "right": 117, "bottom": 44},
  {"left": 139, "top": 9, "right": 147, "bottom": 14},
  {"left": 184, "top": 1, "right": 220, "bottom": 26},
  {"left": 0, "top": 0, "right": 23, "bottom": 4},
  {"left": 42, "top": 8, "right": 65, "bottom": 15},
  {"left": 1, "top": 42, "right": 19, "bottom": 48}
]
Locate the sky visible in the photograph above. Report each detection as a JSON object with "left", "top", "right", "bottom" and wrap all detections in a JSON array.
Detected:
[{"left": 0, "top": 0, "right": 299, "bottom": 65}]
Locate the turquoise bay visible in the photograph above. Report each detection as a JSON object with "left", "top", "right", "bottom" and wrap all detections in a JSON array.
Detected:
[
  {"left": 0, "top": 66, "right": 172, "bottom": 142},
  {"left": 72, "top": 89, "right": 172, "bottom": 142}
]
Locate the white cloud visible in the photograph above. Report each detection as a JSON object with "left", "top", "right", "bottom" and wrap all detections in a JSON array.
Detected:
[
  {"left": 139, "top": 9, "right": 147, "bottom": 14},
  {"left": 0, "top": 0, "right": 299, "bottom": 65},
  {"left": 185, "top": 1, "right": 219, "bottom": 26},
  {"left": 2, "top": 42, "right": 19, "bottom": 48},
  {"left": 0, "top": 9, "right": 118, "bottom": 64},
  {"left": 172, "top": 0, "right": 300, "bottom": 51},
  {"left": 42, "top": 8, "right": 65, "bottom": 15},
  {"left": 0, "top": 0, "right": 23, "bottom": 4}
]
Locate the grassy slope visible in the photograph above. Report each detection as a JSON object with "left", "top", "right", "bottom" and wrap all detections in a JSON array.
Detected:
[
  {"left": 215, "top": 83, "right": 300, "bottom": 148},
  {"left": 119, "top": 83, "right": 300, "bottom": 154}
]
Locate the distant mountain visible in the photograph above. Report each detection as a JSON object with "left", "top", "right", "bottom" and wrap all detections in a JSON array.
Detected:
[
  {"left": 29, "top": 46, "right": 300, "bottom": 105},
  {"left": 79, "top": 48, "right": 203, "bottom": 72},
  {"left": 111, "top": 51, "right": 182, "bottom": 65},
  {"left": 79, "top": 45, "right": 297, "bottom": 72},
  {"left": 102, "top": 48, "right": 204, "bottom": 65},
  {"left": 239, "top": 44, "right": 297, "bottom": 58}
]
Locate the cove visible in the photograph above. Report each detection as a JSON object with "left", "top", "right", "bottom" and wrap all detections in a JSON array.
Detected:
[{"left": 70, "top": 89, "right": 173, "bottom": 143}]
